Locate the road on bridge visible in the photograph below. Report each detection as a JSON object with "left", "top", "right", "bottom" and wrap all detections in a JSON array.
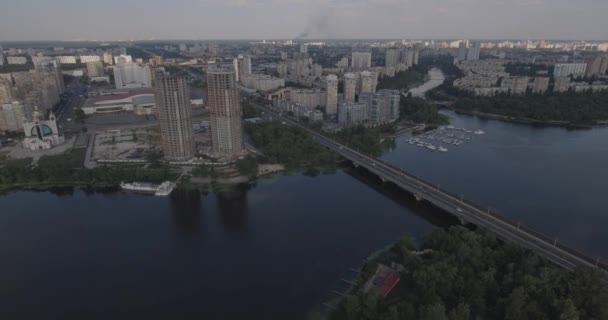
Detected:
[{"left": 249, "top": 101, "right": 608, "bottom": 278}]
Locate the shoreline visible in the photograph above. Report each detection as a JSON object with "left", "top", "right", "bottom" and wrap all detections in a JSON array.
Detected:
[{"left": 445, "top": 107, "right": 608, "bottom": 128}]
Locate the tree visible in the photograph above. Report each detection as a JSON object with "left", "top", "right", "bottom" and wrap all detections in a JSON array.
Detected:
[
  {"left": 419, "top": 303, "right": 448, "bottom": 320},
  {"left": 504, "top": 287, "right": 527, "bottom": 320},
  {"left": 448, "top": 303, "right": 470, "bottom": 320},
  {"left": 559, "top": 299, "right": 580, "bottom": 320}
]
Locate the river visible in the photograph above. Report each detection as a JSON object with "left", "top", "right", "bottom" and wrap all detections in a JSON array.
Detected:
[{"left": 2, "top": 75, "right": 608, "bottom": 318}]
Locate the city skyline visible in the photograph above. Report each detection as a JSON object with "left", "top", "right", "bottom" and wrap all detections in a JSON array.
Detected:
[{"left": 1, "top": 0, "right": 608, "bottom": 41}]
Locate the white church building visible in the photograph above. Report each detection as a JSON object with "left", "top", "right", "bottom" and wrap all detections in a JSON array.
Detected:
[{"left": 22, "top": 108, "right": 65, "bottom": 151}]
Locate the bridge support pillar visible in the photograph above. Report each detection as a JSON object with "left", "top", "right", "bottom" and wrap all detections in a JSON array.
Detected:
[
  {"left": 353, "top": 162, "right": 360, "bottom": 168},
  {"left": 380, "top": 176, "right": 386, "bottom": 183},
  {"left": 414, "top": 194, "right": 422, "bottom": 201}
]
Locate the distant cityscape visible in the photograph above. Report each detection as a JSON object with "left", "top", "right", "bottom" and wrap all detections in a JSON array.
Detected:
[{"left": 1, "top": 37, "right": 607, "bottom": 164}]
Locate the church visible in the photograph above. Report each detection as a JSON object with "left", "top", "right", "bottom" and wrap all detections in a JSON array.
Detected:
[{"left": 22, "top": 108, "right": 65, "bottom": 151}]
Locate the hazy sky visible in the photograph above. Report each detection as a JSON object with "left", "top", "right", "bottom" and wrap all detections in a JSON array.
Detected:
[{"left": 1, "top": 0, "right": 607, "bottom": 41}]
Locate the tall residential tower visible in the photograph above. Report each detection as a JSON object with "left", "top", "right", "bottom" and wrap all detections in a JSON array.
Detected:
[
  {"left": 207, "top": 68, "right": 243, "bottom": 157},
  {"left": 156, "top": 75, "right": 194, "bottom": 161}
]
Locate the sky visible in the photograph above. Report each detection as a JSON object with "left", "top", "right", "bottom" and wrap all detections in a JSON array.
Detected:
[{"left": 0, "top": 0, "right": 607, "bottom": 41}]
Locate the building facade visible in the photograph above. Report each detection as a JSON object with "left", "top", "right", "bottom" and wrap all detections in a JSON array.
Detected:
[
  {"left": 553, "top": 63, "right": 587, "bottom": 77},
  {"left": 87, "top": 61, "right": 104, "bottom": 77},
  {"left": 155, "top": 75, "right": 195, "bottom": 161},
  {"left": 113, "top": 62, "right": 152, "bottom": 89},
  {"left": 338, "top": 102, "right": 368, "bottom": 125},
  {"left": 207, "top": 68, "right": 243, "bottom": 157},
  {"left": 351, "top": 51, "right": 372, "bottom": 69},
  {"left": 325, "top": 74, "right": 338, "bottom": 115},
  {"left": 343, "top": 72, "right": 357, "bottom": 103},
  {"left": 22, "top": 109, "right": 65, "bottom": 151}
]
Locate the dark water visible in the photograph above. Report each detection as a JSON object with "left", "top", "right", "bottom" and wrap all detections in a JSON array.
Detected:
[
  {"left": 1, "top": 110, "right": 607, "bottom": 319},
  {"left": 0, "top": 173, "right": 435, "bottom": 320},
  {"left": 382, "top": 110, "right": 608, "bottom": 257}
]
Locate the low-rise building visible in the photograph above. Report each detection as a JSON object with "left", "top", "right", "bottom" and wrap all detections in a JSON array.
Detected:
[
  {"left": 82, "top": 89, "right": 156, "bottom": 115},
  {"left": 80, "top": 55, "right": 101, "bottom": 63},
  {"left": 56, "top": 56, "right": 77, "bottom": 64},
  {"left": 7, "top": 56, "right": 28, "bottom": 65},
  {"left": 22, "top": 109, "right": 65, "bottom": 151},
  {"left": 553, "top": 63, "right": 587, "bottom": 77},
  {"left": 241, "top": 74, "right": 285, "bottom": 92}
]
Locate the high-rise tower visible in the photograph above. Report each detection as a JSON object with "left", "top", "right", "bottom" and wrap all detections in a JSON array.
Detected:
[
  {"left": 207, "top": 68, "right": 243, "bottom": 157},
  {"left": 156, "top": 75, "right": 194, "bottom": 161}
]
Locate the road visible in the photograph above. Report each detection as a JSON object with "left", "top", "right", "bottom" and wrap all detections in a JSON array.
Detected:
[
  {"left": 55, "top": 77, "right": 87, "bottom": 132},
  {"left": 252, "top": 101, "right": 608, "bottom": 278}
]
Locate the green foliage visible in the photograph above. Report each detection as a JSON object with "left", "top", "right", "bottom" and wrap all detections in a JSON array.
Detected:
[
  {"left": 245, "top": 121, "right": 337, "bottom": 168},
  {"left": 400, "top": 96, "right": 449, "bottom": 125},
  {"left": 377, "top": 68, "right": 426, "bottom": 90},
  {"left": 241, "top": 101, "right": 262, "bottom": 118},
  {"left": 0, "top": 149, "right": 176, "bottom": 188},
  {"left": 453, "top": 91, "right": 608, "bottom": 124},
  {"left": 235, "top": 157, "right": 258, "bottom": 178},
  {"left": 334, "top": 125, "right": 395, "bottom": 157},
  {"left": 330, "top": 227, "right": 608, "bottom": 320}
]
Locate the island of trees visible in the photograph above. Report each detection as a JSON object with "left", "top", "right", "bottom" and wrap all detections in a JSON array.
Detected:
[
  {"left": 327, "top": 226, "right": 608, "bottom": 320},
  {"left": 451, "top": 91, "right": 608, "bottom": 125}
]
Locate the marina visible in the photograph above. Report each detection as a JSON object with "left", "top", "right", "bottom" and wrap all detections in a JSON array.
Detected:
[{"left": 406, "top": 126, "right": 486, "bottom": 153}]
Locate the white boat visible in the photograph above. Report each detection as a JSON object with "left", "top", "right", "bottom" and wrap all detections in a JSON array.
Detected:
[
  {"left": 474, "top": 130, "right": 485, "bottom": 135},
  {"left": 426, "top": 144, "right": 437, "bottom": 151},
  {"left": 446, "top": 125, "right": 454, "bottom": 129},
  {"left": 438, "top": 146, "right": 448, "bottom": 152},
  {"left": 120, "top": 181, "right": 176, "bottom": 196}
]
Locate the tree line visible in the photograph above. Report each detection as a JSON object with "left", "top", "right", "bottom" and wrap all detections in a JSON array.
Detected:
[{"left": 329, "top": 226, "right": 608, "bottom": 320}]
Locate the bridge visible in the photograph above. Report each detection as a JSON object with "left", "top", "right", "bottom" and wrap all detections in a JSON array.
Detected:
[{"left": 253, "top": 103, "right": 608, "bottom": 276}]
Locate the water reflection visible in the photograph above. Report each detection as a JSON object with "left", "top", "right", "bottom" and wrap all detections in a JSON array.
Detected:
[
  {"left": 217, "top": 184, "right": 251, "bottom": 230},
  {"left": 169, "top": 188, "right": 202, "bottom": 233}
]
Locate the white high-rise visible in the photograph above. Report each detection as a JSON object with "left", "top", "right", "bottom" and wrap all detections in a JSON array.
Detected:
[
  {"left": 359, "top": 71, "right": 375, "bottom": 95},
  {"left": 87, "top": 61, "right": 104, "bottom": 77},
  {"left": 325, "top": 74, "right": 338, "bottom": 115}
]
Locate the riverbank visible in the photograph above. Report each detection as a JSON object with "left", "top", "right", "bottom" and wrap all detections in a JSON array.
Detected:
[{"left": 447, "top": 107, "right": 608, "bottom": 128}]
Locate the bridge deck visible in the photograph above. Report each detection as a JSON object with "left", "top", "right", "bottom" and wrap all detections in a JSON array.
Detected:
[{"left": 253, "top": 103, "right": 608, "bottom": 277}]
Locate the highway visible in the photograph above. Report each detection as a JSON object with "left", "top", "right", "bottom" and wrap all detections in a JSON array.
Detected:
[{"left": 252, "top": 102, "right": 608, "bottom": 277}]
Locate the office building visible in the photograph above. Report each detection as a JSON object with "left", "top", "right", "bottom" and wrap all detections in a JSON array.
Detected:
[
  {"left": 113, "top": 62, "right": 152, "bottom": 89},
  {"left": 155, "top": 75, "right": 194, "bottom": 161},
  {"left": 207, "top": 68, "right": 243, "bottom": 157},
  {"left": 343, "top": 72, "right": 357, "bottom": 103},
  {"left": 553, "top": 63, "right": 587, "bottom": 77},
  {"left": 87, "top": 61, "right": 104, "bottom": 77},
  {"left": 300, "top": 44, "right": 308, "bottom": 54},
  {"left": 326, "top": 74, "right": 338, "bottom": 115},
  {"left": 351, "top": 51, "right": 372, "bottom": 69},
  {"left": 0, "top": 53, "right": 5, "bottom": 66},
  {"left": 103, "top": 52, "right": 113, "bottom": 65}
]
